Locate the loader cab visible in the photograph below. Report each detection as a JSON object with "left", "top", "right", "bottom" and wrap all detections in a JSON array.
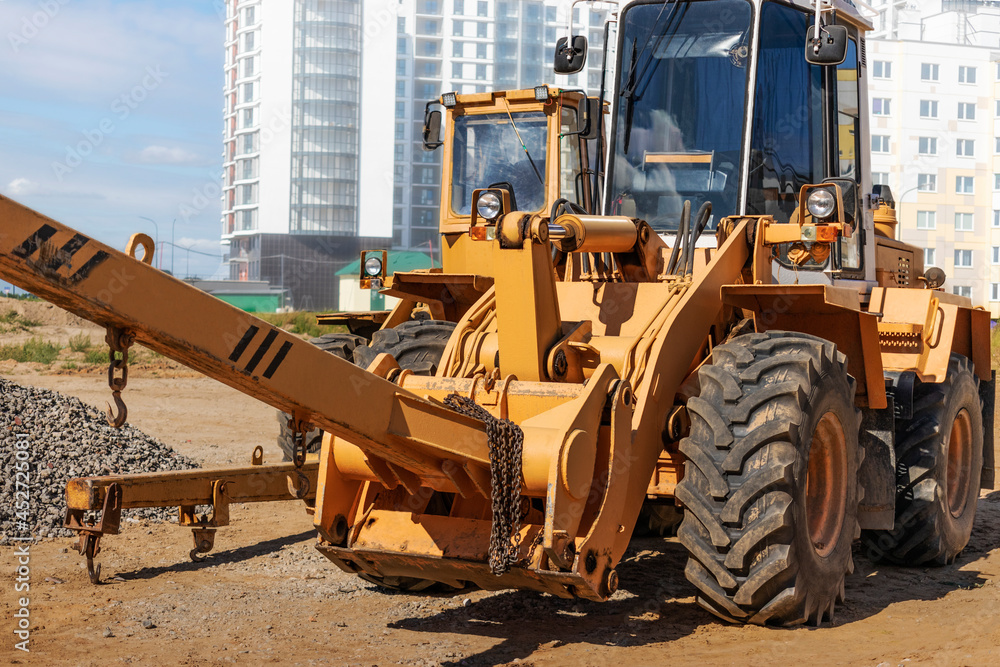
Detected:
[
  {"left": 606, "top": 0, "right": 874, "bottom": 283},
  {"left": 424, "top": 87, "right": 598, "bottom": 275}
]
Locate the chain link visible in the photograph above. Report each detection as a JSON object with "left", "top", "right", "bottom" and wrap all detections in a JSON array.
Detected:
[
  {"left": 104, "top": 327, "right": 135, "bottom": 428},
  {"left": 444, "top": 393, "right": 524, "bottom": 575}
]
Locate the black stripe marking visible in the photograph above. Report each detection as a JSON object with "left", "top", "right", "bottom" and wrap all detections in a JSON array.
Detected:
[
  {"left": 68, "top": 250, "right": 110, "bottom": 284},
  {"left": 46, "top": 234, "right": 89, "bottom": 271},
  {"left": 228, "top": 325, "right": 259, "bottom": 362},
  {"left": 244, "top": 329, "right": 278, "bottom": 374},
  {"left": 262, "top": 341, "right": 292, "bottom": 379},
  {"left": 12, "top": 224, "right": 58, "bottom": 258}
]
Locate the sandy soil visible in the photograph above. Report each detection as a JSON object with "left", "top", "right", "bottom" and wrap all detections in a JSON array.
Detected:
[{"left": 3, "top": 312, "right": 1000, "bottom": 665}]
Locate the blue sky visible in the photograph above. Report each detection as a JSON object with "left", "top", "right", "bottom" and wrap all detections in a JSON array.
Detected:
[{"left": 0, "top": 0, "right": 227, "bottom": 284}]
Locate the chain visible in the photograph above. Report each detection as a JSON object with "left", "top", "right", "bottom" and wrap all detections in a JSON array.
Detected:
[
  {"left": 444, "top": 393, "right": 524, "bottom": 575},
  {"left": 105, "top": 327, "right": 135, "bottom": 428}
]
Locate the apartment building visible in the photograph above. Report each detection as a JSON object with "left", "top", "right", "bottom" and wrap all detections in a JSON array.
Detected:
[
  {"left": 221, "top": 0, "right": 394, "bottom": 309},
  {"left": 868, "top": 0, "right": 1000, "bottom": 317}
]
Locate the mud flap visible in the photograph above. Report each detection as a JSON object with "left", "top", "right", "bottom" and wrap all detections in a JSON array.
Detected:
[{"left": 857, "top": 401, "right": 896, "bottom": 530}]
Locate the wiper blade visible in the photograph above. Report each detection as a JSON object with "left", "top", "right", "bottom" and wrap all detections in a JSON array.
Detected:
[{"left": 502, "top": 99, "right": 545, "bottom": 187}]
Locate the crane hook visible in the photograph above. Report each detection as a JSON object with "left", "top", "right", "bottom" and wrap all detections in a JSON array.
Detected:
[{"left": 106, "top": 391, "right": 128, "bottom": 428}]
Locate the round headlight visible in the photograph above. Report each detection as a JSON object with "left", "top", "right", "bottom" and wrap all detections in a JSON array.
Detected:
[
  {"left": 476, "top": 191, "right": 502, "bottom": 220},
  {"left": 363, "top": 256, "right": 383, "bottom": 277},
  {"left": 807, "top": 189, "right": 836, "bottom": 219}
]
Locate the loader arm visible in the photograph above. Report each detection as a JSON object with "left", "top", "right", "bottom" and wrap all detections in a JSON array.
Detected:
[{"left": 0, "top": 194, "right": 492, "bottom": 486}]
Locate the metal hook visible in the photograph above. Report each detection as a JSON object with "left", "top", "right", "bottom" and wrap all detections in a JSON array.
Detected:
[{"left": 106, "top": 391, "right": 127, "bottom": 428}]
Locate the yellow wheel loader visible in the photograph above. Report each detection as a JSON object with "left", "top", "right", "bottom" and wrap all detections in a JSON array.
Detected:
[{"left": 0, "top": 0, "right": 993, "bottom": 627}]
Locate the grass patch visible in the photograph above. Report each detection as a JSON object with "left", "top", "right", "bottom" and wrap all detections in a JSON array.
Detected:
[
  {"left": 68, "top": 333, "right": 92, "bottom": 352},
  {"left": 252, "top": 311, "right": 346, "bottom": 339},
  {"left": 992, "top": 324, "right": 999, "bottom": 371},
  {"left": 62, "top": 361, "right": 78, "bottom": 370},
  {"left": 0, "top": 337, "right": 61, "bottom": 364},
  {"left": 0, "top": 310, "right": 41, "bottom": 330},
  {"left": 84, "top": 349, "right": 110, "bottom": 365}
]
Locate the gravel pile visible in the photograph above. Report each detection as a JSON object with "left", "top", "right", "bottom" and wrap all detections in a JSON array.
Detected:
[{"left": 1, "top": 377, "right": 198, "bottom": 543}]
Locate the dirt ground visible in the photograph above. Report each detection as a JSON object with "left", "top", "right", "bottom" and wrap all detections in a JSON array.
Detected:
[{"left": 3, "top": 315, "right": 1000, "bottom": 666}]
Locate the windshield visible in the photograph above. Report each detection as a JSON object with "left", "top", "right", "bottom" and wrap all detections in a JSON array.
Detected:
[
  {"left": 607, "top": 0, "right": 752, "bottom": 233},
  {"left": 451, "top": 111, "right": 548, "bottom": 215}
]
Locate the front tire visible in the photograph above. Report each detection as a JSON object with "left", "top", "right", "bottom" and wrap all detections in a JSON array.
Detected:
[
  {"left": 861, "top": 354, "right": 983, "bottom": 566},
  {"left": 676, "top": 332, "right": 862, "bottom": 626}
]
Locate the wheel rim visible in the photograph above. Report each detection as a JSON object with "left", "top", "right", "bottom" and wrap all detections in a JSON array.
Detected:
[
  {"left": 946, "top": 409, "right": 974, "bottom": 518},
  {"left": 805, "top": 412, "right": 848, "bottom": 558}
]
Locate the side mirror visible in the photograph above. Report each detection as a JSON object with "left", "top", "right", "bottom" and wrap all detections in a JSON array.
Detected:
[
  {"left": 582, "top": 98, "right": 601, "bottom": 141},
  {"left": 422, "top": 109, "right": 442, "bottom": 151},
  {"left": 804, "top": 25, "right": 847, "bottom": 66},
  {"left": 554, "top": 36, "right": 587, "bottom": 74}
]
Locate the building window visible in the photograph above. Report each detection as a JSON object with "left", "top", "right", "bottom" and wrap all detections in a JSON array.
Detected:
[
  {"left": 953, "top": 285, "right": 972, "bottom": 298},
  {"left": 478, "top": 1, "right": 488, "bottom": 17},
  {"left": 918, "top": 137, "right": 937, "bottom": 155},
  {"left": 452, "top": 19, "right": 463, "bottom": 36},
  {"left": 477, "top": 21, "right": 487, "bottom": 38},
  {"left": 872, "top": 98, "right": 891, "bottom": 116},
  {"left": 872, "top": 172, "right": 889, "bottom": 186},
  {"left": 925, "top": 248, "right": 936, "bottom": 266},
  {"left": 992, "top": 284, "right": 1000, "bottom": 301},
  {"left": 243, "top": 6, "right": 255, "bottom": 25},
  {"left": 396, "top": 60, "right": 406, "bottom": 76},
  {"left": 995, "top": 210, "right": 1000, "bottom": 228},
  {"left": 996, "top": 137, "right": 1000, "bottom": 154},
  {"left": 956, "top": 176, "right": 974, "bottom": 194},
  {"left": 397, "top": 36, "right": 406, "bottom": 55},
  {"left": 993, "top": 246, "right": 1000, "bottom": 265},
  {"left": 921, "top": 63, "right": 939, "bottom": 81},
  {"left": 996, "top": 100, "right": 1000, "bottom": 117},
  {"left": 396, "top": 81, "right": 405, "bottom": 97},
  {"left": 958, "top": 102, "right": 976, "bottom": 120},
  {"left": 242, "top": 108, "right": 254, "bottom": 129},
  {"left": 453, "top": 41, "right": 463, "bottom": 57},
  {"left": 242, "top": 82, "right": 253, "bottom": 103},
  {"left": 954, "top": 249, "right": 973, "bottom": 268},
  {"left": 956, "top": 139, "right": 974, "bottom": 157},
  {"left": 955, "top": 212, "right": 973, "bottom": 231},
  {"left": 917, "top": 174, "right": 936, "bottom": 192},
  {"left": 476, "top": 64, "right": 486, "bottom": 80},
  {"left": 395, "top": 101, "right": 405, "bottom": 119},
  {"left": 394, "top": 145, "right": 404, "bottom": 161},
  {"left": 995, "top": 173, "right": 1000, "bottom": 190},
  {"left": 453, "top": 0, "right": 463, "bottom": 12},
  {"left": 919, "top": 100, "right": 938, "bottom": 118},
  {"left": 958, "top": 65, "right": 976, "bottom": 84},
  {"left": 872, "top": 60, "right": 891, "bottom": 78},
  {"left": 916, "top": 211, "right": 936, "bottom": 230},
  {"left": 871, "top": 135, "right": 890, "bottom": 153},
  {"left": 452, "top": 62, "right": 463, "bottom": 78},
  {"left": 477, "top": 43, "right": 487, "bottom": 58},
  {"left": 395, "top": 123, "right": 405, "bottom": 140}
]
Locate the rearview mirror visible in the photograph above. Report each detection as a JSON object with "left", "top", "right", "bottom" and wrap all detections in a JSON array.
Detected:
[
  {"left": 804, "top": 25, "right": 847, "bottom": 66},
  {"left": 554, "top": 36, "right": 587, "bottom": 74},
  {"left": 422, "top": 109, "right": 442, "bottom": 151},
  {"left": 582, "top": 98, "right": 601, "bottom": 140}
]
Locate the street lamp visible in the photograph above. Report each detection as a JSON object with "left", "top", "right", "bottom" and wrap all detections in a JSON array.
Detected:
[{"left": 138, "top": 216, "right": 160, "bottom": 270}]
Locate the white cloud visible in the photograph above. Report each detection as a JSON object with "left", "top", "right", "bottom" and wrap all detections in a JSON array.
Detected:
[
  {"left": 6, "top": 178, "right": 39, "bottom": 195},
  {"left": 136, "top": 145, "right": 203, "bottom": 166}
]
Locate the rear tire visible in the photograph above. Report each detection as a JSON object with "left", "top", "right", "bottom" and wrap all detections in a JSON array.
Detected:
[
  {"left": 353, "top": 320, "right": 457, "bottom": 374},
  {"left": 676, "top": 332, "right": 861, "bottom": 626},
  {"left": 861, "top": 354, "right": 983, "bottom": 566}
]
